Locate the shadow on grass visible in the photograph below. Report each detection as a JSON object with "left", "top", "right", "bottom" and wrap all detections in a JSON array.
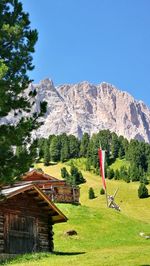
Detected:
[
  {"left": 140, "top": 265, "right": 150, "bottom": 266},
  {"left": 53, "top": 251, "right": 86, "bottom": 256},
  {"left": 0, "top": 251, "right": 86, "bottom": 265}
]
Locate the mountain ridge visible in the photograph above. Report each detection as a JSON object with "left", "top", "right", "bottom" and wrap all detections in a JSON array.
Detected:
[{"left": 1, "top": 79, "right": 150, "bottom": 142}]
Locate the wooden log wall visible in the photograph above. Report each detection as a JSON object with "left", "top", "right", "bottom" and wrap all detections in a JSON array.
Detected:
[
  {"left": 38, "top": 220, "right": 53, "bottom": 252},
  {"left": 43, "top": 186, "right": 80, "bottom": 204},
  {"left": 0, "top": 214, "right": 4, "bottom": 253},
  {"left": 0, "top": 192, "right": 54, "bottom": 253}
]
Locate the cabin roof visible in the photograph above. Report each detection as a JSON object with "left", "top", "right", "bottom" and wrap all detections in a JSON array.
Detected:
[
  {"left": 0, "top": 184, "right": 68, "bottom": 224},
  {"left": 21, "top": 169, "right": 61, "bottom": 181}
]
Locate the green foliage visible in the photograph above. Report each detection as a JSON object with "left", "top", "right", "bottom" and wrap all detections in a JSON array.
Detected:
[
  {"left": 114, "top": 169, "right": 120, "bottom": 180},
  {"left": 140, "top": 174, "right": 149, "bottom": 185},
  {"left": 85, "top": 159, "right": 91, "bottom": 171},
  {"left": 80, "top": 132, "right": 90, "bottom": 157},
  {"left": 70, "top": 164, "right": 85, "bottom": 185},
  {"left": 111, "top": 132, "right": 120, "bottom": 159},
  {"left": 130, "top": 164, "right": 141, "bottom": 182},
  {"left": 36, "top": 129, "right": 150, "bottom": 188},
  {"left": 68, "top": 135, "right": 80, "bottom": 158},
  {"left": 146, "top": 156, "right": 150, "bottom": 175},
  {"left": 138, "top": 183, "right": 149, "bottom": 198},
  {"left": 119, "top": 166, "right": 129, "bottom": 182},
  {"left": 43, "top": 140, "right": 50, "bottom": 166},
  {"left": 88, "top": 187, "right": 95, "bottom": 199},
  {"left": 126, "top": 140, "right": 147, "bottom": 171},
  {"left": 118, "top": 146, "right": 125, "bottom": 159},
  {"left": 124, "top": 175, "right": 130, "bottom": 183},
  {"left": 0, "top": 1, "right": 38, "bottom": 116},
  {"left": 40, "top": 101, "right": 47, "bottom": 116},
  {"left": 60, "top": 164, "right": 85, "bottom": 186},
  {"left": 37, "top": 138, "right": 46, "bottom": 159},
  {"left": 60, "top": 134, "right": 70, "bottom": 162},
  {"left": 0, "top": 59, "right": 8, "bottom": 79},
  {"left": 50, "top": 136, "right": 60, "bottom": 162},
  {"left": 0, "top": 0, "right": 46, "bottom": 184},
  {"left": 107, "top": 168, "right": 114, "bottom": 179},
  {"left": 100, "top": 187, "right": 105, "bottom": 195},
  {"left": 61, "top": 167, "right": 69, "bottom": 179}
]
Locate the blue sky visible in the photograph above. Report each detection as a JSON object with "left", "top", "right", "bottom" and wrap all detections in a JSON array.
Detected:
[{"left": 22, "top": 0, "right": 150, "bottom": 106}]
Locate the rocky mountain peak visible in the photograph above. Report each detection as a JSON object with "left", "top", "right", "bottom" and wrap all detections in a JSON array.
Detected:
[
  {"left": 1, "top": 79, "right": 150, "bottom": 143},
  {"left": 29, "top": 79, "right": 150, "bottom": 143},
  {"left": 40, "top": 78, "right": 54, "bottom": 87}
]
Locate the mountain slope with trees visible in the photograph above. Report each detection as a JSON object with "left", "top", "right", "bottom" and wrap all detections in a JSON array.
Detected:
[{"left": 36, "top": 130, "right": 150, "bottom": 186}]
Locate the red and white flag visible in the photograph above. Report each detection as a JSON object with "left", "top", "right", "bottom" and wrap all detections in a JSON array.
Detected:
[{"left": 98, "top": 148, "right": 106, "bottom": 190}]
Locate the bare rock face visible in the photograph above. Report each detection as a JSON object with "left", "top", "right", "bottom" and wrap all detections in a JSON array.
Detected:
[{"left": 1, "top": 78, "right": 150, "bottom": 143}]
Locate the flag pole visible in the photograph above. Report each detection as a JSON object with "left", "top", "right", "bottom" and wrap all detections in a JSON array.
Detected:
[
  {"left": 98, "top": 144, "right": 108, "bottom": 207},
  {"left": 105, "top": 182, "right": 109, "bottom": 208}
]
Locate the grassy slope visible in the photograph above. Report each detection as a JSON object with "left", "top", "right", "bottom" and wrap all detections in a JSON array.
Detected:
[
  {"left": 109, "top": 158, "right": 130, "bottom": 171},
  {"left": 3, "top": 161, "right": 150, "bottom": 266}
]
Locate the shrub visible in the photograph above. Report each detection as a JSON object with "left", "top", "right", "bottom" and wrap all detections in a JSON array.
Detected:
[
  {"left": 88, "top": 187, "right": 95, "bottom": 199},
  {"left": 114, "top": 169, "right": 120, "bottom": 180},
  {"left": 138, "top": 183, "right": 149, "bottom": 198},
  {"left": 70, "top": 164, "right": 85, "bottom": 185},
  {"left": 140, "top": 175, "right": 149, "bottom": 185},
  {"left": 61, "top": 167, "right": 69, "bottom": 179},
  {"left": 100, "top": 188, "right": 105, "bottom": 195},
  {"left": 107, "top": 168, "right": 114, "bottom": 179},
  {"left": 124, "top": 175, "right": 130, "bottom": 183}
]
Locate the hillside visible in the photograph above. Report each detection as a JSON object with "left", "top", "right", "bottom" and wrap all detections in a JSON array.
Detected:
[
  {"left": 4, "top": 162, "right": 150, "bottom": 266},
  {"left": 1, "top": 79, "right": 150, "bottom": 142}
]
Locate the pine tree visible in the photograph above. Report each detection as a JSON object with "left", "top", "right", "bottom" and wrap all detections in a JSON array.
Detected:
[
  {"left": 147, "top": 156, "right": 150, "bottom": 176},
  {"left": 15, "top": 145, "right": 32, "bottom": 175},
  {"left": 85, "top": 159, "right": 91, "bottom": 171},
  {"left": 88, "top": 187, "right": 95, "bottom": 199},
  {"left": 43, "top": 140, "right": 50, "bottom": 166},
  {"left": 140, "top": 174, "right": 149, "bottom": 185},
  {"left": 130, "top": 164, "right": 141, "bottom": 182},
  {"left": 50, "top": 136, "right": 60, "bottom": 162},
  {"left": 38, "top": 138, "right": 46, "bottom": 159},
  {"left": 107, "top": 168, "right": 114, "bottom": 179},
  {"left": 114, "top": 169, "right": 120, "bottom": 180},
  {"left": 70, "top": 164, "right": 85, "bottom": 185},
  {"left": 100, "top": 187, "right": 105, "bottom": 195},
  {"left": 60, "top": 134, "right": 69, "bottom": 162},
  {"left": 0, "top": 1, "right": 47, "bottom": 184},
  {"left": 80, "top": 133, "right": 90, "bottom": 157},
  {"left": 138, "top": 183, "right": 149, "bottom": 198},
  {"left": 118, "top": 146, "right": 124, "bottom": 159},
  {"left": 69, "top": 135, "right": 80, "bottom": 158},
  {"left": 111, "top": 133, "right": 120, "bottom": 159},
  {"left": 61, "top": 167, "right": 70, "bottom": 179}
]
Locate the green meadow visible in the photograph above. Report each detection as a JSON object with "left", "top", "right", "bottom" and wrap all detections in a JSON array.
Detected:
[{"left": 2, "top": 161, "right": 150, "bottom": 266}]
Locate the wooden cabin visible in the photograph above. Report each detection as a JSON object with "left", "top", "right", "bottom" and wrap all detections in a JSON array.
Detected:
[
  {"left": 19, "top": 169, "right": 80, "bottom": 204},
  {"left": 0, "top": 184, "right": 67, "bottom": 254}
]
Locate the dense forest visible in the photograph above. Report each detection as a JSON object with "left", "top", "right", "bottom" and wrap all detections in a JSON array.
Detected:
[{"left": 34, "top": 130, "right": 150, "bottom": 185}]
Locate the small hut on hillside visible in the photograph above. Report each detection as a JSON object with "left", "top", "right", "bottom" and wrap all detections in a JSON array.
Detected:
[
  {"left": 0, "top": 184, "right": 67, "bottom": 254},
  {"left": 18, "top": 169, "right": 80, "bottom": 204}
]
